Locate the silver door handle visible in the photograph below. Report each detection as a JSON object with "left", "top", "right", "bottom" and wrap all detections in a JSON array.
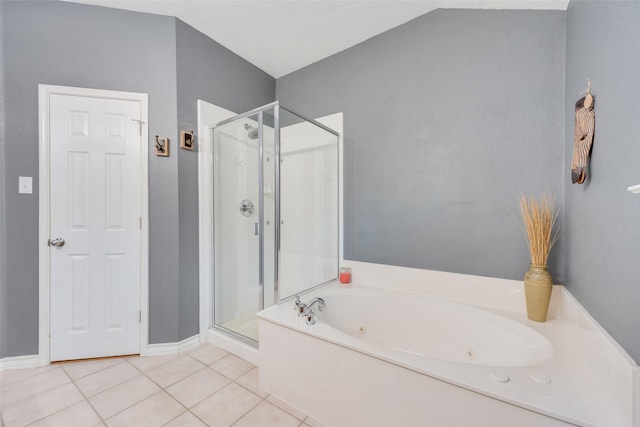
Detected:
[{"left": 49, "top": 238, "right": 65, "bottom": 247}]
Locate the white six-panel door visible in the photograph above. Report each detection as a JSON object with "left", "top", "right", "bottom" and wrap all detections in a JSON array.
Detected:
[{"left": 49, "top": 94, "right": 142, "bottom": 361}]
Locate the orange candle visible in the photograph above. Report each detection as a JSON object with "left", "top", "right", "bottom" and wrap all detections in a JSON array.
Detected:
[{"left": 339, "top": 267, "right": 351, "bottom": 284}]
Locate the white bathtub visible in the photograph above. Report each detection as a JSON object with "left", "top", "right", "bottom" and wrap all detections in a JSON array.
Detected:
[
  {"left": 258, "top": 262, "right": 639, "bottom": 427},
  {"left": 317, "top": 288, "right": 553, "bottom": 367}
]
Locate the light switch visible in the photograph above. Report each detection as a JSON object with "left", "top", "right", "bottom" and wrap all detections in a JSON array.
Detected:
[{"left": 19, "top": 176, "right": 33, "bottom": 194}]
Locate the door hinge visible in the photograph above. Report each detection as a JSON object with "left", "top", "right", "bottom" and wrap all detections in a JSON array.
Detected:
[
  {"left": 139, "top": 217, "right": 142, "bottom": 229},
  {"left": 139, "top": 310, "right": 142, "bottom": 323}
]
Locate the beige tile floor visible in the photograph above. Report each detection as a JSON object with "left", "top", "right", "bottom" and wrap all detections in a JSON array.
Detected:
[{"left": 0, "top": 344, "right": 327, "bottom": 427}]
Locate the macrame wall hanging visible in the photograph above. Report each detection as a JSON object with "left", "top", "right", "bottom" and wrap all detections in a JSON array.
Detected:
[{"left": 571, "top": 80, "right": 595, "bottom": 184}]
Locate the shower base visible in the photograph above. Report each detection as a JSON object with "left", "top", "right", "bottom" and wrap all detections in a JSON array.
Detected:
[{"left": 221, "top": 315, "right": 259, "bottom": 342}]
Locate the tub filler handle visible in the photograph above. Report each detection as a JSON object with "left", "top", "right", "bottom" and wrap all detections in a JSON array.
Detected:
[
  {"left": 294, "top": 296, "right": 305, "bottom": 316},
  {"left": 294, "top": 295, "right": 325, "bottom": 325},
  {"left": 304, "top": 309, "right": 316, "bottom": 325}
]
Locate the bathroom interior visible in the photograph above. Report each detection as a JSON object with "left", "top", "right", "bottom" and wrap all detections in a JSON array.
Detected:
[{"left": 1, "top": 0, "right": 639, "bottom": 426}]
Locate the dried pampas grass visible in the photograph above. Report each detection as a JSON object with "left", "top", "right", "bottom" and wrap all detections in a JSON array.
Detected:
[{"left": 519, "top": 195, "right": 559, "bottom": 267}]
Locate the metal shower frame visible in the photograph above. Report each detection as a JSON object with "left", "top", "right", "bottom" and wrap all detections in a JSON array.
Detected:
[{"left": 211, "top": 101, "right": 340, "bottom": 345}]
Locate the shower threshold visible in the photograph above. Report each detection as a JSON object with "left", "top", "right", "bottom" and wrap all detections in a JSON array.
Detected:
[{"left": 219, "top": 315, "right": 259, "bottom": 343}]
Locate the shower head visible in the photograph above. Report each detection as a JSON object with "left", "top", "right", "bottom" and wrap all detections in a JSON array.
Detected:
[{"left": 244, "top": 123, "right": 259, "bottom": 140}]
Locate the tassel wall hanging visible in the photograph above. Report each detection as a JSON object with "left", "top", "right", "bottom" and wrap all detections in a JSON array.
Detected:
[{"left": 571, "top": 80, "right": 595, "bottom": 184}]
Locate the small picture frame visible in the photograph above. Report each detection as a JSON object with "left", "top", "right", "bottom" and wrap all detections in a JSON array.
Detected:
[
  {"left": 180, "top": 130, "right": 194, "bottom": 151},
  {"left": 155, "top": 136, "right": 169, "bottom": 157}
]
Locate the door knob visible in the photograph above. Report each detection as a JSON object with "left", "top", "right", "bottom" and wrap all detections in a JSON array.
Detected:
[{"left": 49, "top": 238, "right": 65, "bottom": 247}]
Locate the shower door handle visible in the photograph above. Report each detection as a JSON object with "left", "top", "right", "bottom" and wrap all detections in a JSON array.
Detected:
[{"left": 254, "top": 222, "right": 259, "bottom": 236}]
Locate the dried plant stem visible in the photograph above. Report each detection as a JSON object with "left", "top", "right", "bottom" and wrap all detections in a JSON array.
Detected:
[{"left": 519, "top": 195, "right": 559, "bottom": 267}]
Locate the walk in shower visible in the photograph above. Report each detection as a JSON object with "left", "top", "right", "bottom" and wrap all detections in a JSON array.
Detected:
[{"left": 211, "top": 102, "right": 339, "bottom": 345}]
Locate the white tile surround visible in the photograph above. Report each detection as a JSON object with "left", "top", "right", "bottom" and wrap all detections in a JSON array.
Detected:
[{"left": 0, "top": 343, "right": 321, "bottom": 427}]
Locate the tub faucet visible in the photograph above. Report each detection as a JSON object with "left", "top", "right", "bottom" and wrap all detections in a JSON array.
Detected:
[
  {"left": 293, "top": 296, "right": 325, "bottom": 325},
  {"left": 305, "top": 298, "right": 326, "bottom": 312}
]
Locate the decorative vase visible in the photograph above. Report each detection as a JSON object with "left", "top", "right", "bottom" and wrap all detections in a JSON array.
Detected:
[{"left": 524, "top": 264, "right": 553, "bottom": 322}]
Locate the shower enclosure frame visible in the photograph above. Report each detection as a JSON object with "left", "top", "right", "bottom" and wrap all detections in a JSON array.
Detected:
[{"left": 211, "top": 101, "right": 340, "bottom": 346}]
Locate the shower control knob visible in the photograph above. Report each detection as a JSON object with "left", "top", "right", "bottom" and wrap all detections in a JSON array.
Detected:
[{"left": 239, "top": 199, "right": 254, "bottom": 217}]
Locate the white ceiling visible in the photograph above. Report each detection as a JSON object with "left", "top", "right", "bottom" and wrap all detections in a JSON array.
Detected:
[{"left": 65, "top": 0, "right": 569, "bottom": 78}]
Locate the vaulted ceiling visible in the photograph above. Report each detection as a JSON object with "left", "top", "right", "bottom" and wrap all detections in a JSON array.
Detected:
[{"left": 66, "top": 0, "right": 569, "bottom": 78}]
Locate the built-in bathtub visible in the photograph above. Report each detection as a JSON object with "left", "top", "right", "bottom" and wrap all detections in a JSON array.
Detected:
[
  {"left": 316, "top": 287, "right": 553, "bottom": 367},
  {"left": 258, "top": 261, "right": 639, "bottom": 427}
]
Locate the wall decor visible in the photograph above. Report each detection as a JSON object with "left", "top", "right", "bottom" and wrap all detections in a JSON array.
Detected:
[
  {"left": 155, "top": 135, "right": 169, "bottom": 157},
  {"left": 571, "top": 80, "right": 595, "bottom": 184},
  {"left": 180, "top": 130, "right": 194, "bottom": 150}
]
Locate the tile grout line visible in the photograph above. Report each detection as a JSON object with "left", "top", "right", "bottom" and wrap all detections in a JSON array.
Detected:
[
  {"left": 4, "top": 345, "right": 313, "bottom": 427},
  {"left": 229, "top": 379, "right": 311, "bottom": 427},
  {"left": 145, "top": 362, "right": 209, "bottom": 390},
  {"left": 101, "top": 353, "right": 209, "bottom": 426},
  {"left": 55, "top": 356, "right": 126, "bottom": 382},
  {"left": 67, "top": 355, "right": 183, "bottom": 425},
  {"left": 117, "top": 352, "right": 236, "bottom": 426},
  {"left": 1, "top": 368, "right": 71, "bottom": 426},
  {"left": 62, "top": 361, "right": 107, "bottom": 426},
  {"left": 21, "top": 366, "right": 102, "bottom": 427},
  {"left": 196, "top": 348, "right": 313, "bottom": 424},
  {"left": 103, "top": 357, "right": 198, "bottom": 423},
  {"left": 161, "top": 351, "right": 261, "bottom": 427},
  {"left": 76, "top": 357, "right": 158, "bottom": 425},
  {"left": 136, "top": 356, "right": 207, "bottom": 427},
  {"left": 228, "top": 395, "right": 266, "bottom": 427},
  {"left": 88, "top": 358, "right": 151, "bottom": 424},
  {"left": 125, "top": 353, "right": 184, "bottom": 377},
  {"left": 0, "top": 366, "right": 69, "bottom": 410},
  {"left": 177, "top": 409, "right": 208, "bottom": 427},
  {"left": 177, "top": 351, "right": 263, "bottom": 426},
  {"left": 0, "top": 365, "right": 57, "bottom": 390}
]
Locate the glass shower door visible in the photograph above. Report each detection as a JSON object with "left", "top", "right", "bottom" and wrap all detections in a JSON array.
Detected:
[
  {"left": 210, "top": 101, "right": 337, "bottom": 345},
  {"left": 278, "top": 107, "right": 339, "bottom": 300},
  {"left": 212, "top": 114, "right": 261, "bottom": 341}
]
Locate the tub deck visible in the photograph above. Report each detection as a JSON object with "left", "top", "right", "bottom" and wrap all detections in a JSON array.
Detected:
[{"left": 257, "top": 261, "right": 639, "bottom": 427}]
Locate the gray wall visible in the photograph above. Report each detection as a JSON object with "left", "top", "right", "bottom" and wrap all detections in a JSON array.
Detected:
[
  {"left": 0, "top": 0, "right": 7, "bottom": 357},
  {"left": 1, "top": 0, "right": 179, "bottom": 356},
  {"left": 565, "top": 0, "right": 640, "bottom": 362},
  {"left": 174, "top": 20, "right": 274, "bottom": 341},
  {"left": 0, "top": 0, "right": 275, "bottom": 357},
  {"left": 276, "top": 9, "right": 566, "bottom": 282}
]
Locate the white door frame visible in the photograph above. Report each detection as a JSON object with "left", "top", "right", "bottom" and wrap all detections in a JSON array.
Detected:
[{"left": 38, "top": 84, "right": 150, "bottom": 365}]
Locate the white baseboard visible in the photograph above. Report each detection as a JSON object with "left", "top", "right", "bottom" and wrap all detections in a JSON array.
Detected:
[
  {"left": 178, "top": 334, "right": 202, "bottom": 353},
  {"left": 142, "top": 334, "right": 201, "bottom": 356},
  {"left": 1, "top": 336, "right": 203, "bottom": 369},
  {"left": 0, "top": 354, "right": 40, "bottom": 372}
]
